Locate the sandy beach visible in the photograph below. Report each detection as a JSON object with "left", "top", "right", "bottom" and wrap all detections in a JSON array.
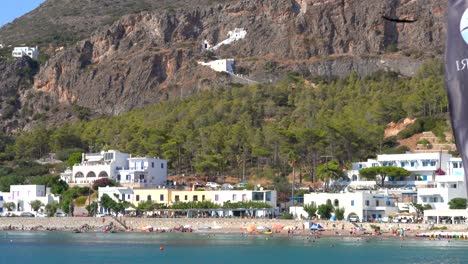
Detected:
[{"left": 0, "top": 217, "right": 466, "bottom": 239}]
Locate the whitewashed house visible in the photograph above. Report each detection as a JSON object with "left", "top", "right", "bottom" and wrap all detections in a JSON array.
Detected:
[
  {"left": 98, "top": 186, "right": 134, "bottom": 214},
  {"left": 12, "top": 46, "right": 39, "bottom": 59},
  {"left": 208, "top": 28, "right": 247, "bottom": 51},
  {"left": 198, "top": 59, "right": 235, "bottom": 73},
  {"left": 299, "top": 192, "right": 399, "bottom": 222},
  {"left": 211, "top": 189, "right": 277, "bottom": 207},
  {"left": 0, "top": 185, "right": 59, "bottom": 214},
  {"left": 416, "top": 158, "right": 467, "bottom": 210},
  {"left": 346, "top": 152, "right": 452, "bottom": 185},
  {"left": 63, "top": 150, "right": 167, "bottom": 187}
]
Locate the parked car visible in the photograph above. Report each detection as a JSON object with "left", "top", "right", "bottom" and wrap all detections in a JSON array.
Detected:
[
  {"left": 221, "top": 183, "right": 234, "bottom": 190},
  {"left": 349, "top": 216, "right": 359, "bottom": 222},
  {"left": 36, "top": 212, "right": 47, "bottom": 217},
  {"left": 55, "top": 212, "right": 68, "bottom": 217},
  {"left": 236, "top": 182, "right": 249, "bottom": 188},
  {"left": 20, "top": 212, "right": 35, "bottom": 217},
  {"left": 206, "top": 182, "right": 221, "bottom": 189}
]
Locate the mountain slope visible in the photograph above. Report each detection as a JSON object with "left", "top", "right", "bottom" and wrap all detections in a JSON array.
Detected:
[
  {"left": 0, "top": 0, "right": 227, "bottom": 48},
  {"left": 0, "top": 0, "right": 447, "bottom": 130}
]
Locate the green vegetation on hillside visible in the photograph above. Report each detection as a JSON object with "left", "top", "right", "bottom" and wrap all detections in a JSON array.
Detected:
[{"left": 0, "top": 60, "right": 448, "bottom": 184}]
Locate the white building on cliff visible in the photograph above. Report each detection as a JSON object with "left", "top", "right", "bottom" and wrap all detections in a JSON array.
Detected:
[{"left": 12, "top": 46, "right": 39, "bottom": 59}]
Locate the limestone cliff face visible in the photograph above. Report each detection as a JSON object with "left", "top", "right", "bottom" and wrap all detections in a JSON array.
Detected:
[{"left": 0, "top": 0, "right": 447, "bottom": 128}]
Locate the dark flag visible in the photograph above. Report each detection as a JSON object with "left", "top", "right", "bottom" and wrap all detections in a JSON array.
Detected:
[{"left": 445, "top": 0, "right": 468, "bottom": 195}]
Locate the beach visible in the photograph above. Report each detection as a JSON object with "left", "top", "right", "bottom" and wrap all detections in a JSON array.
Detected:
[{"left": 1, "top": 217, "right": 466, "bottom": 238}]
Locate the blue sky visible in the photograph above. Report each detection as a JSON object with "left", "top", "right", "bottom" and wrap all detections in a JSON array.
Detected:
[{"left": 0, "top": 0, "right": 45, "bottom": 27}]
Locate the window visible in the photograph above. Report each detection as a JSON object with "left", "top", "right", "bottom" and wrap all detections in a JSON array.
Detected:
[
  {"left": 0, "top": 196, "right": 3, "bottom": 201},
  {"left": 175, "top": 195, "right": 180, "bottom": 202},
  {"left": 160, "top": 194, "right": 164, "bottom": 201},
  {"left": 193, "top": 195, "right": 198, "bottom": 201},
  {"left": 202, "top": 195, "right": 205, "bottom": 201},
  {"left": 152, "top": 162, "right": 154, "bottom": 168},
  {"left": 334, "top": 199, "right": 339, "bottom": 207},
  {"left": 141, "top": 161, "right": 144, "bottom": 169},
  {"left": 233, "top": 194, "right": 237, "bottom": 201},
  {"left": 376, "top": 200, "right": 380, "bottom": 206},
  {"left": 422, "top": 161, "right": 429, "bottom": 167},
  {"left": 242, "top": 194, "right": 247, "bottom": 201},
  {"left": 422, "top": 197, "right": 427, "bottom": 203},
  {"left": 147, "top": 195, "right": 152, "bottom": 201},
  {"left": 215, "top": 194, "right": 219, "bottom": 201},
  {"left": 365, "top": 200, "right": 370, "bottom": 206},
  {"left": 161, "top": 163, "right": 164, "bottom": 169},
  {"left": 401, "top": 162, "right": 406, "bottom": 167},
  {"left": 351, "top": 200, "right": 354, "bottom": 206},
  {"left": 185, "top": 195, "right": 188, "bottom": 201},
  {"left": 121, "top": 194, "right": 125, "bottom": 201},
  {"left": 430, "top": 161, "right": 437, "bottom": 166},
  {"left": 253, "top": 192, "right": 264, "bottom": 201},
  {"left": 358, "top": 164, "right": 363, "bottom": 169},
  {"left": 104, "top": 152, "right": 114, "bottom": 160},
  {"left": 410, "top": 161, "right": 415, "bottom": 167},
  {"left": 126, "top": 175, "right": 130, "bottom": 180},
  {"left": 136, "top": 195, "right": 140, "bottom": 202},
  {"left": 128, "top": 194, "right": 131, "bottom": 199},
  {"left": 386, "top": 200, "right": 391, "bottom": 206},
  {"left": 266, "top": 192, "right": 271, "bottom": 201}
]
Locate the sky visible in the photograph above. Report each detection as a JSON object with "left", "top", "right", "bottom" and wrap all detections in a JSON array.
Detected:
[{"left": 0, "top": 0, "right": 45, "bottom": 27}]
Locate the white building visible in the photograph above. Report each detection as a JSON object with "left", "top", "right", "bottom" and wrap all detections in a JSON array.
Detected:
[
  {"left": 63, "top": 150, "right": 167, "bottom": 187},
  {"left": 0, "top": 185, "right": 59, "bottom": 214},
  {"left": 416, "top": 159, "right": 467, "bottom": 210},
  {"left": 211, "top": 189, "right": 277, "bottom": 208},
  {"left": 198, "top": 59, "right": 235, "bottom": 73},
  {"left": 301, "top": 192, "right": 400, "bottom": 222},
  {"left": 98, "top": 186, "right": 134, "bottom": 214},
  {"left": 12, "top": 46, "right": 39, "bottom": 59},
  {"left": 347, "top": 152, "right": 452, "bottom": 184}
]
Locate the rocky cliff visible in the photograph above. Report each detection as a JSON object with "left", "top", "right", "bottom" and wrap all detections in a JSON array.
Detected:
[{"left": 0, "top": 0, "right": 447, "bottom": 130}]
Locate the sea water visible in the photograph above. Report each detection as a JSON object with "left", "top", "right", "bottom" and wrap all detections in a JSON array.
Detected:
[{"left": 1, "top": 232, "right": 467, "bottom": 264}]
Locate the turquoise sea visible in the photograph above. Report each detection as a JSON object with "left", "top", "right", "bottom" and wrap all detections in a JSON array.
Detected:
[{"left": 1, "top": 232, "right": 467, "bottom": 264}]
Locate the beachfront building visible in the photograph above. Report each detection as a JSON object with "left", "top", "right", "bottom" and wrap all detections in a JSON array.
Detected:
[
  {"left": 98, "top": 187, "right": 278, "bottom": 217},
  {"left": 98, "top": 186, "right": 134, "bottom": 214},
  {"left": 0, "top": 185, "right": 59, "bottom": 214},
  {"left": 12, "top": 46, "right": 39, "bottom": 59},
  {"left": 132, "top": 188, "right": 171, "bottom": 207},
  {"left": 417, "top": 169, "right": 467, "bottom": 210},
  {"left": 170, "top": 190, "right": 210, "bottom": 203},
  {"left": 210, "top": 189, "right": 277, "bottom": 208},
  {"left": 346, "top": 152, "right": 452, "bottom": 186},
  {"left": 300, "top": 192, "right": 399, "bottom": 222},
  {"left": 62, "top": 150, "right": 167, "bottom": 187}
]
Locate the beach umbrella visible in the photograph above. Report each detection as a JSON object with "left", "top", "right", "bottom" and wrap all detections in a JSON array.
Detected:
[
  {"left": 283, "top": 225, "right": 295, "bottom": 230},
  {"left": 310, "top": 224, "right": 324, "bottom": 231},
  {"left": 272, "top": 224, "right": 283, "bottom": 230},
  {"left": 247, "top": 225, "right": 257, "bottom": 232}
]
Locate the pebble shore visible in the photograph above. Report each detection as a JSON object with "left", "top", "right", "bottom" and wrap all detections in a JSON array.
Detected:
[{"left": 0, "top": 217, "right": 466, "bottom": 236}]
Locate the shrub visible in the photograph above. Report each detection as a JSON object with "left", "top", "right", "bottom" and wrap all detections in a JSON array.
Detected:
[
  {"left": 280, "top": 212, "right": 294, "bottom": 219},
  {"left": 92, "top": 178, "right": 118, "bottom": 190},
  {"left": 74, "top": 196, "right": 88, "bottom": 206}
]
